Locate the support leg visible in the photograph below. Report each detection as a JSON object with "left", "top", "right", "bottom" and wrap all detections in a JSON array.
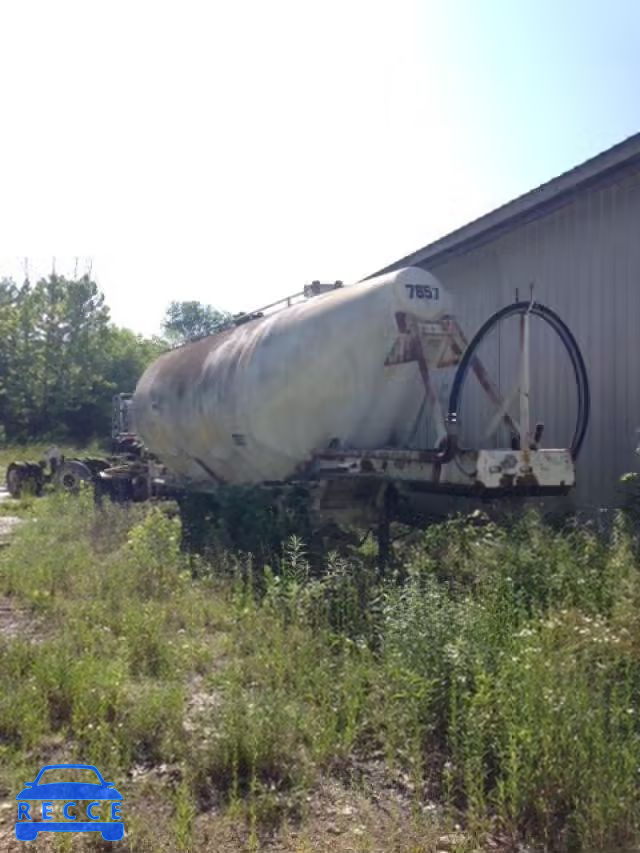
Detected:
[
  {"left": 376, "top": 486, "right": 397, "bottom": 575},
  {"left": 377, "top": 513, "right": 390, "bottom": 575}
]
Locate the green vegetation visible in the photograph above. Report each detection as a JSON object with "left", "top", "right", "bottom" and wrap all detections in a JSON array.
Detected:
[
  {"left": 0, "top": 272, "right": 230, "bottom": 444},
  {"left": 1, "top": 491, "right": 640, "bottom": 851},
  {"left": 0, "top": 274, "right": 165, "bottom": 443},
  {"left": 162, "top": 300, "right": 233, "bottom": 345}
]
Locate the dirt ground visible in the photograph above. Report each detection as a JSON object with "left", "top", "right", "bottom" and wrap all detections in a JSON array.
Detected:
[{"left": 0, "top": 777, "right": 467, "bottom": 853}]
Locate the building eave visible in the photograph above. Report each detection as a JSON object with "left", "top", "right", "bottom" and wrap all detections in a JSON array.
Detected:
[{"left": 365, "top": 131, "right": 640, "bottom": 278}]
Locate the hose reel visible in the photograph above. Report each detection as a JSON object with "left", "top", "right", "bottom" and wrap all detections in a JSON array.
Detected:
[{"left": 447, "top": 301, "right": 590, "bottom": 460}]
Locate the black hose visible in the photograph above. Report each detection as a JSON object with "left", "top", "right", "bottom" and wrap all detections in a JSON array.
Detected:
[{"left": 447, "top": 302, "right": 590, "bottom": 460}]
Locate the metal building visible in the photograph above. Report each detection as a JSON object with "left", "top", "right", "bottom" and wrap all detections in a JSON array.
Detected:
[{"left": 368, "top": 132, "right": 640, "bottom": 509}]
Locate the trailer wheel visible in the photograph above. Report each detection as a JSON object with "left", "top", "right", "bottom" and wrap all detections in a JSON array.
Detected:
[
  {"left": 6, "top": 462, "right": 44, "bottom": 498},
  {"left": 6, "top": 463, "right": 27, "bottom": 498},
  {"left": 130, "top": 474, "right": 150, "bottom": 502},
  {"left": 54, "top": 460, "right": 94, "bottom": 493}
]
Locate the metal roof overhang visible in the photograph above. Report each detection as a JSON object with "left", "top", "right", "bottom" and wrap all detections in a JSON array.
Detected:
[{"left": 365, "top": 131, "right": 640, "bottom": 278}]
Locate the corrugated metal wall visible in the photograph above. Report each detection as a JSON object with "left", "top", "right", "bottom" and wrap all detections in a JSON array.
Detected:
[{"left": 421, "top": 163, "right": 640, "bottom": 508}]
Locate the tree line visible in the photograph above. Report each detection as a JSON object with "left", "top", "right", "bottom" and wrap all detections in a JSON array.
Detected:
[{"left": 0, "top": 273, "right": 231, "bottom": 443}]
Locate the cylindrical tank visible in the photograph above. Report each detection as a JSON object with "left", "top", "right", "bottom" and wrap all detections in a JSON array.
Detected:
[{"left": 133, "top": 267, "right": 453, "bottom": 485}]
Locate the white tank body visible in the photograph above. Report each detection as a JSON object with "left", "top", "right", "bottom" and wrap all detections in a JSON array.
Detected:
[{"left": 132, "top": 267, "right": 453, "bottom": 485}]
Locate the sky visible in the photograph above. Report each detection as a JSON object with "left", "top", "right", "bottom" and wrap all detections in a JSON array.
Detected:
[{"left": 0, "top": 0, "right": 638, "bottom": 336}]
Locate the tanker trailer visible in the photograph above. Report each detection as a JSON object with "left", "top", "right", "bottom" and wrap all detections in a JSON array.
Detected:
[
  {"left": 133, "top": 267, "right": 455, "bottom": 486},
  {"left": 128, "top": 266, "right": 589, "bottom": 535}
]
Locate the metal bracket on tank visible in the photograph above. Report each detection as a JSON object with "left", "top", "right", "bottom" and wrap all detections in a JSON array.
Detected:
[{"left": 384, "top": 312, "right": 521, "bottom": 452}]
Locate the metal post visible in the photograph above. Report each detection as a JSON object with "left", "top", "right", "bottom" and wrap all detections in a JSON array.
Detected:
[{"left": 519, "top": 308, "right": 531, "bottom": 450}]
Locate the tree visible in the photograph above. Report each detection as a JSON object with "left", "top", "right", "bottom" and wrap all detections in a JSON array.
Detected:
[
  {"left": 103, "top": 327, "right": 166, "bottom": 396},
  {"left": 162, "top": 300, "right": 233, "bottom": 344},
  {"left": 30, "top": 275, "right": 111, "bottom": 437},
  {"left": 0, "top": 274, "right": 165, "bottom": 443}
]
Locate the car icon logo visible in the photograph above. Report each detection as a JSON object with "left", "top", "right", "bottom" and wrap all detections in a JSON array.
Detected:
[{"left": 15, "top": 763, "right": 124, "bottom": 841}]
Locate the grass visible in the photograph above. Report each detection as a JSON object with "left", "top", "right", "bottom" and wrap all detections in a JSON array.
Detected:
[
  {"left": 0, "top": 487, "right": 640, "bottom": 851},
  {"left": 0, "top": 440, "right": 108, "bottom": 478},
  {"left": 0, "top": 441, "right": 111, "bottom": 529}
]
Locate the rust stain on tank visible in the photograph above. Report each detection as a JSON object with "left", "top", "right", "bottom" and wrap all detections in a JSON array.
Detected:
[{"left": 150, "top": 317, "right": 268, "bottom": 405}]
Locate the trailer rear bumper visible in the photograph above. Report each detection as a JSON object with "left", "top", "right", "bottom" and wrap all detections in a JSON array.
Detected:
[{"left": 310, "top": 448, "right": 574, "bottom": 495}]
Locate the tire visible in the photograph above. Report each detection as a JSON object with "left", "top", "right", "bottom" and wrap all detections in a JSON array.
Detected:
[
  {"left": 130, "top": 474, "right": 150, "bottom": 502},
  {"left": 54, "top": 460, "right": 94, "bottom": 493},
  {"left": 6, "top": 463, "right": 27, "bottom": 498},
  {"left": 6, "top": 462, "right": 43, "bottom": 498}
]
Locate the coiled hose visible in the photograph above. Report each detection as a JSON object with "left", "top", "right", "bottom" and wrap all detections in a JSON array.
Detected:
[{"left": 447, "top": 302, "right": 590, "bottom": 460}]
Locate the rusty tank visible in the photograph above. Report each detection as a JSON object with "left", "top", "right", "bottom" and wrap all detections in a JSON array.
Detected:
[{"left": 132, "top": 268, "right": 454, "bottom": 487}]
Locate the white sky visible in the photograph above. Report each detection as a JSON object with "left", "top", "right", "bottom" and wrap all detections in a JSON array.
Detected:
[{"left": 1, "top": 0, "right": 638, "bottom": 335}]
